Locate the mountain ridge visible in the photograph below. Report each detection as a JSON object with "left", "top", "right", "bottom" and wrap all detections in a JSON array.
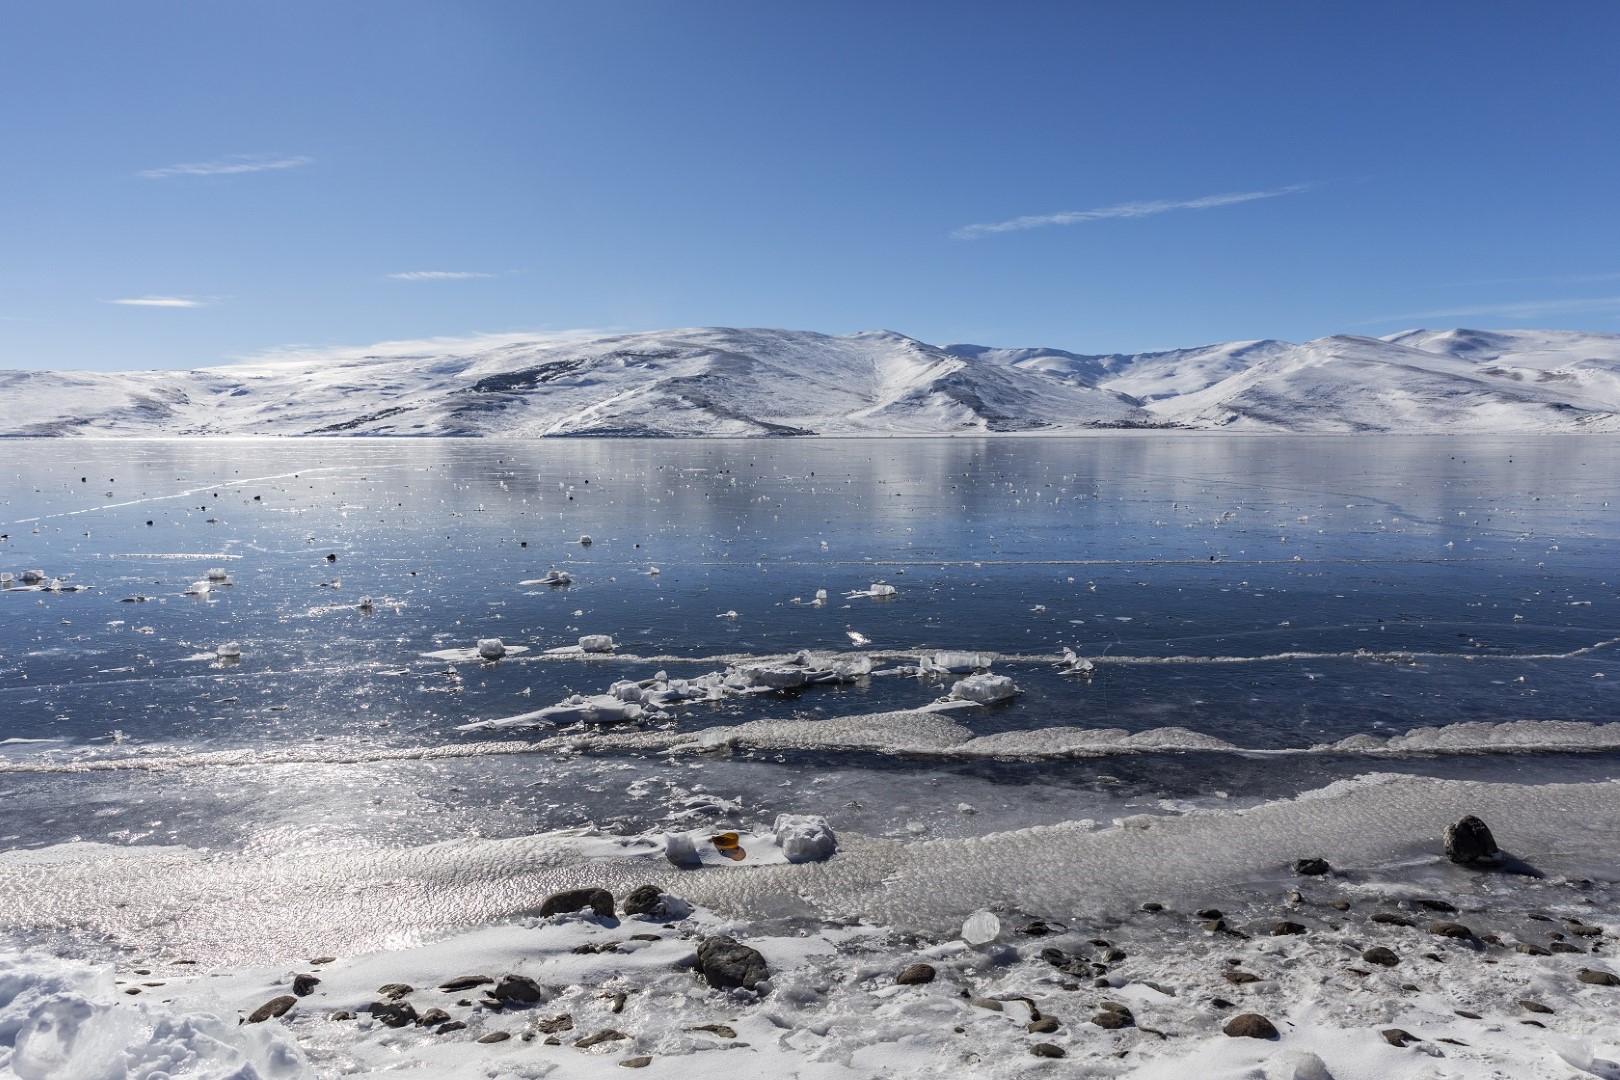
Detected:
[{"left": 3, "top": 326, "right": 1617, "bottom": 437}]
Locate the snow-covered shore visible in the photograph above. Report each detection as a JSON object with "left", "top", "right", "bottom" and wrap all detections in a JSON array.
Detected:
[{"left": 3, "top": 772, "right": 1617, "bottom": 1079}]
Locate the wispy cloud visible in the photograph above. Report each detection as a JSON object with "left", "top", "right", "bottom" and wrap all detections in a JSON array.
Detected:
[
  {"left": 1437, "top": 271, "right": 1620, "bottom": 289},
  {"left": 386, "top": 271, "right": 499, "bottom": 281},
  {"left": 1360, "top": 295, "right": 1620, "bottom": 325},
  {"left": 952, "top": 183, "right": 1316, "bottom": 240},
  {"left": 107, "top": 296, "right": 206, "bottom": 308},
  {"left": 226, "top": 329, "right": 610, "bottom": 369},
  {"left": 139, "top": 155, "right": 313, "bottom": 179}
]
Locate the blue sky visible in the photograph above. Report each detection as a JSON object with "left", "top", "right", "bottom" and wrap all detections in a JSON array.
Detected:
[{"left": 3, "top": 2, "right": 1618, "bottom": 370}]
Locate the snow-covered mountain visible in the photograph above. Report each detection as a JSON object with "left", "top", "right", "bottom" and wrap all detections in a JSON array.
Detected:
[{"left": 3, "top": 326, "right": 1617, "bottom": 437}]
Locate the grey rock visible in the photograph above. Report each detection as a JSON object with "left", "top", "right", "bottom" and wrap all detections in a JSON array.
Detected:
[
  {"left": 308, "top": 956, "right": 336, "bottom": 965},
  {"left": 574, "top": 1029, "right": 628, "bottom": 1048},
  {"left": 368, "top": 1000, "right": 418, "bottom": 1028},
  {"left": 416, "top": 1008, "right": 451, "bottom": 1027},
  {"left": 1371, "top": 912, "right": 1415, "bottom": 927},
  {"left": 439, "top": 975, "right": 493, "bottom": 992},
  {"left": 970, "top": 997, "right": 1004, "bottom": 1011},
  {"left": 1362, "top": 946, "right": 1400, "bottom": 967},
  {"left": 1027, "top": 1017, "right": 1060, "bottom": 1033},
  {"left": 620, "top": 1058, "right": 653, "bottom": 1069},
  {"left": 1030, "top": 1043, "right": 1066, "bottom": 1057},
  {"left": 437, "top": 1020, "right": 467, "bottom": 1034},
  {"left": 247, "top": 995, "right": 297, "bottom": 1023},
  {"left": 376, "top": 983, "right": 413, "bottom": 999},
  {"left": 329, "top": 1010, "right": 355, "bottom": 1021},
  {"left": 477, "top": 1030, "right": 511, "bottom": 1043},
  {"left": 1518, "top": 999, "right": 1554, "bottom": 1014},
  {"left": 1223, "top": 1012, "right": 1279, "bottom": 1039},
  {"left": 896, "top": 963, "right": 936, "bottom": 985},
  {"left": 1092, "top": 1010, "right": 1133, "bottom": 1030},
  {"left": 1577, "top": 968, "right": 1620, "bottom": 986},
  {"left": 536, "top": 1014, "right": 575, "bottom": 1033},
  {"left": 696, "top": 936, "right": 769, "bottom": 991},
  {"left": 1381, "top": 1028, "right": 1420, "bottom": 1047},
  {"left": 539, "top": 887, "right": 614, "bottom": 919},
  {"left": 493, "top": 974, "right": 544, "bottom": 1003},
  {"left": 1428, "top": 922, "right": 1475, "bottom": 939},
  {"left": 1291, "top": 858, "right": 1331, "bottom": 876},
  {"left": 621, "top": 884, "right": 665, "bottom": 917},
  {"left": 1515, "top": 943, "right": 1551, "bottom": 956},
  {"left": 1223, "top": 970, "right": 1261, "bottom": 985},
  {"left": 689, "top": 1023, "right": 737, "bottom": 1038},
  {"left": 1272, "top": 922, "right": 1307, "bottom": 936},
  {"left": 1444, "top": 815, "right": 1499, "bottom": 864},
  {"left": 292, "top": 974, "right": 320, "bottom": 996}
]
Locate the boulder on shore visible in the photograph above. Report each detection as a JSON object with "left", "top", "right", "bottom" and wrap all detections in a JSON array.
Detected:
[
  {"left": 1223, "top": 1012, "right": 1279, "bottom": 1039},
  {"left": 695, "top": 936, "right": 769, "bottom": 991},
  {"left": 1444, "top": 815, "right": 1500, "bottom": 864},
  {"left": 539, "top": 887, "right": 615, "bottom": 919}
]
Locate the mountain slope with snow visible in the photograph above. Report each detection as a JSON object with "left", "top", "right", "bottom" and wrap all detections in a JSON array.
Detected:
[{"left": 3, "top": 326, "right": 1618, "bottom": 437}]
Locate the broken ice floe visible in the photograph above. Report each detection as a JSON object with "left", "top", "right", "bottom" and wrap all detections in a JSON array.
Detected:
[
  {"left": 215, "top": 642, "right": 241, "bottom": 660},
  {"left": 477, "top": 637, "right": 507, "bottom": 660},
  {"left": 519, "top": 568, "right": 573, "bottom": 587},
  {"left": 918, "top": 650, "right": 991, "bottom": 675},
  {"left": 844, "top": 582, "right": 897, "bottom": 599},
  {"left": 1056, "top": 647, "right": 1095, "bottom": 676},
  {"left": 947, "top": 672, "right": 1019, "bottom": 704},
  {"left": 663, "top": 814, "right": 837, "bottom": 868},
  {"left": 421, "top": 641, "right": 533, "bottom": 664}
]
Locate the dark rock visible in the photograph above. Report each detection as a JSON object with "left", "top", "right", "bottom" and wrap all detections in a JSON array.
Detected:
[
  {"left": 696, "top": 936, "right": 769, "bottom": 991},
  {"left": 1202, "top": 919, "right": 1227, "bottom": 933},
  {"left": 536, "top": 1014, "right": 575, "bottom": 1033},
  {"left": 1038, "top": 947, "right": 1089, "bottom": 976},
  {"left": 439, "top": 975, "right": 493, "bottom": 992},
  {"left": 1415, "top": 899, "right": 1458, "bottom": 913},
  {"left": 1291, "top": 858, "right": 1331, "bottom": 876},
  {"left": 1428, "top": 922, "right": 1474, "bottom": 939},
  {"left": 606, "top": 990, "right": 628, "bottom": 1014},
  {"left": 896, "top": 963, "right": 936, "bottom": 985},
  {"left": 1568, "top": 921, "right": 1603, "bottom": 938},
  {"left": 1371, "top": 912, "right": 1415, "bottom": 927},
  {"left": 621, "top": 884, "right": 665, "bottom": 917},
  {"left": 437, "top": 1020, "right": 467, "bottom": 1034},
  {"left": 1019, "top": 920, "right": 1053, "bottom": 936},
  {"left": 416, "top": 1008, "right": 451, "bottom": 1027},
  {"left": 1092, "top": 1009, "right": 1133, "bottom": 1030},
  {"left": 1455, "top": 1010, "right": 1481, "bottom": 1019},
  {"left": 477, "top": 1030, "right": 511, "bottom": 1043},
  {"left": 630, "top": 934, "right": 660, "bottom": 942},
  {"left": 1444, "top": 815, "right": 1499, "bottom": 864},
  {"left": 1577, "top": 968, "right": 1620, "bottom": 986},
  {"left": 1101, "top": 947, "right": 1127, "bottom": 962},
  {"left": 1223, "top": 1013, "right": 1279, "bottom": 1039},
  {"left": 368, "top": 1000, "right": 418, "bottom": 1027},
  {"left": 329, "top": 1010, "right": 355, "bottom": 1021},
  {"left": 1550, "top": 942, "right": 1585, "bottom": 954},
  {"left": 1272, "top": 922, "right": 1307, "bottom": 936},
  {"left": 1381, "top": 1028, "right": 1420, "bottom": 1047},
  {"left": 620, "top": 1058, "right": 652, "bottom": 1069},
  {"left": 1362, "top": 946, "right": 1400, "bottom": 967},
  {"left": 309, "top": 956, "right": 336, "bottom": 965},
  {"left": 493, "top": 974, "right": 545, "bottom": 1003},
  {"left": 1141, "top": 902, "right": 1164, "bottom": 912},
  {"left": 1329, "top": 900, "right": 1351, "bottom": 911},
  {"left": 1518, "top": 999, "right": 1553, "bottom": 1013},
  {"left": 1515, "top": 943, "right": 1551, "bottom": 956},
  {"left": 970, "top": 997, "right": 1003, "bottom": 1011},
  {"left": 1027, "top": 1017, "right": 1060, "bottom": 1033},
  {"left": 377, "top": 983, "right": 413, "bottom": 999},
  {"left": 539, "top": 887, "right": 615, "bottom": 919},
  {"left": 247, "top": 995, "right": 297, "bottom": 1023},
  {"left": 292, "top": 974, "right": 320, "bottom": 996},
  {"left": 574, "top": 1029, "right": 628, "bottom": 1048},
  {"left": 1209, "top": 997, "right": 1234, "bottom": 1009},
  {"left": 1223, "top": 970, "right": 1261, "bottom": 985},
  {"left": 1030, "top": 1043, "right": 1066, "bottom": 1058},
  {"left": 689, "top": 1023, "right": 737, "bottom": 1038},
  {"left": 1196, "top": 908, "right": 1223, "bottom": 920}
]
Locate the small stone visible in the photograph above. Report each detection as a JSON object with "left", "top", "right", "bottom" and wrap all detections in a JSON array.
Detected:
[
  {"left": 536, "top": 1015, "right": 575, "bottom": 1033},
  {"left": 1362, "top": 946, "right": 1400, "bottom": 967},
  {"left": 1030, "top": 1043, "right": 1066, "bottom": 1058},
  {"left": 896, "top": 963, "right": 936, "bottom": 985},
  {"left": 477, "top": 1030, "right": 511, "bottom": 1043},
  {"left": 621, "top": 884, "right": 664, "bottom": 917},
  {"left": 1329, "top": 900, "right": 1351, "bottom": 911},
  {"left": 309, "top": 956, "right": 336, "bottom": 965},
  {"left": 292, "top": 974, "right": 320, "bottom": 996},
  {"left": 629, "top": 934, "right": 661, "bottom": 942},
  {"left": 1444, "top": 815, "right": 1499, "bottom": 864},
  {"left": 1209, "top": 997, "right": 1234, "bottom": 1008},
  {"left": 1091, "top": 1010, "right": 1132, "bottom": 1029},
  {"left": 1415, "top": 899, "right": 1458, "bottom": 913},
  {"left": 1140, "top": 902, "right": 1164, "bottom": 912},
  {"left": 1371, "top": 912, "right": 1415, "bottom": 927},
  {"left": 439, "top": 975, "right": 493, "bottom": 991},
  {"left": 1196, "top": 908, "right": 1223, "bottom": 920},
  {"left": 329, "top": 1010, "right": 355, "bottom": 1021},
  {"left": 437, "top": 1020, "right": 467, "bottom": 1034},
  {"left": 416, "top": 1007, "right": 451, "bottom": 1027},
  {"left": 696, "top": 936, "right": 769, "bottom": 991},
  {"left": 1455, "top": 1009, "right": 1481, "bottom": 1019},
  {"left": 368, "top": 1000, "right": 418, "bottom": 1028},
  {"left": 1576, "top": 968, "right": 1620, "bottom": 986},
  {"left": 123, "top": 987, "right": 141, "bottom": 995},
  {"left": 1428, "top": 922, "right": 1474, "bottom": 939},
  {"left": 1223, "top": 970, "right": 1261, "bottom": 985},
  {"left": 970, "top": 997, "right": 1004, "bottom": 1012},
  {"left": 1027, "top": 1017, "right": 1060, "bottom": 1033},
  {"left": 1516, "top": 942, "right": 1551, "bottom": 956},
  {"left": 539, "top": 887, "right": 615, "bottom": 919},
  {"left": 1518, "top": 999, "right": 1553, "bottom": 1014},
  {"left": 247, "top": 995, "right": 297, "bottom": 1023},
  {"left": 377, "top": 983, "right": 413, "bottom": 999},
  {"left": 1223, "top": 1013, "right": 1279, "bottom": 1039},
  {"left": 544, "top": 1036, "right": 561, "bottom": 1045},
  {"left": 1291, "top": 858, "right": 1331, "bottom": 876},
  {"left": 1285, "top": 890, "right": 1304, "bottom": 904},
  {"left": 1550, "top": 942, "right": 1585, "bottom": 954},
  {"left": 1092, "top": 977, "right": 1110, "bottom": 988},
  {"left": 689, "top": 1023, "right": 737, "bottom": 1038},
  {"left": 1272, "top": 922, "right": 1307, "bottom": 936},
  {"left": 1020, "top": 921, "right": 1053, "bottom": 936},
  {"left": 574, "top": 1029, "right": 629, "bottom": 1048},
  {"left": 1202, "top": 919, "right": 1227, "bottom": 933},
  {"left": 620, "top": 1058, "right": 653, "bottom": 1069},
  {"left": 1569, "top": 921, "right": 1603, "bottom": 938},
  {"left": 493, "top": 974, "right": 544, "bottom": 1003},
  {"left": 606, "top": 991, "right": 628, "bottom": 1014},
  {"left": 1381, "top": 1028, "right": 1420, "bottom": 1047},
  {"left": 1101, "top": 947, "right": 1128, "bottom": 962}
]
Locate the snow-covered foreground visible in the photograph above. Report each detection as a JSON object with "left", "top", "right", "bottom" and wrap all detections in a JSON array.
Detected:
[
  {"left": 3, "top": 772, "right": 1618, "bottom": 1079},
  {"left": 3, "top": 325, "right": 1618, "bottom": 436}
]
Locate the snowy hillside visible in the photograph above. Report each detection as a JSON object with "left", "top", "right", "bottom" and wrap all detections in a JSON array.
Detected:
[{"left": 3, "top": 325, "right": 1618, "bottom": 437}]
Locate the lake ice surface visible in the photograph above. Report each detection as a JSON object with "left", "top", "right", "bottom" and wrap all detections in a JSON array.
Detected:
[{"left": 0, "top": 434, "right": 1616, "bottom": 964}]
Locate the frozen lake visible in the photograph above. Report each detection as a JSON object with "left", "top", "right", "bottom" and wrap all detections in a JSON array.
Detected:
[{"left": 1, "top": 433, "right": 1617, "bottom": 961}]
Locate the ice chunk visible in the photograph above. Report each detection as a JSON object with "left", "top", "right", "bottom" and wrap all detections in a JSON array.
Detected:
[
  {"left": 216, "top": 642, "right": 241, "bottom": 660},
  {"left": 1057, "top": 647, "right": 1095, "bottom": 676},
  {"left": 539, "top": 568, "right": 572, "bottom": 586},
  {"left": 665, "top": 831, "right": 701, "bottom": 867},
  {"left": 578, "top": 534, "right": 592, "bottom": 546},
  {"left": 845, "top": 582, "right": 897, "bottom": 599},
  {"left": 184, "top": 580, "right": 210, "bottom": 596},
  {"left": 961, "top": 909, "right": 1002, "bottom": 945},
  {"left": 578, "top": 634, "right": 614, "bottom": 653},
  {"left": 19, "top": 569, "right": 44, "bottom": 584},
  {"left": 477, "top": 637, "right": 507, "bottom": 660},
  {"left": 950, "top": 673, "right": 1018, "bottom": 703},
  {"left": 357, "top": 595, "right": 374, "bottom": 611},
  {"left": 774, "top": 814, "right": 837, "bottom": 862},
  {"left": 738, "top": 665, "right": 808, "bottom": 690},
  {"left": 205, "top": 567, "right": 230, "bottom": 582},
  {"left": 920, "top": 651, "right": 990, "bottom": 675}
]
